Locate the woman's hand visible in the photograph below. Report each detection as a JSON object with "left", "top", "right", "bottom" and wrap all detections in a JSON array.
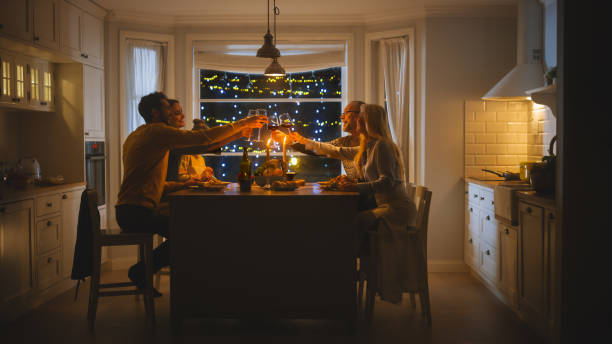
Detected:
[
  {"left": 289, "top": 132, "right": 306, "bottom": 144},
  {"left": 271, "top": 131, "right": 287, "bottom": 144},
  {"left": 337, "top": 179, "right": 359, "bottom": 191},
  {"left": 200, "top": 167, "right": 214, "bottom": 181},
  {"left": 237, "top": 115, "right": 268, "bottom": 129}
]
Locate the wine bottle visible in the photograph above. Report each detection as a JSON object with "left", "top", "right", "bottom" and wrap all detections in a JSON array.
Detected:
[{"left": 238, "top": 147, "right": 251, "bottom": 181}]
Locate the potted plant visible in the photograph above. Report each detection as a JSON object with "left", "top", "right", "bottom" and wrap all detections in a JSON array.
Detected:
[{"left": 545, "top": 66, "right": 557, "bottom": 85}]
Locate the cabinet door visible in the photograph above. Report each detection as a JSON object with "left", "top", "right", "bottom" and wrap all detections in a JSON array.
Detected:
[
  {"left": 464, "top": 230, "right": 478, "bottom": 269},
  {"left": 0, "top": 200, "right": 34, "bottom": 305},
  {"left": 83, "top": 65, "right": 104, "bottom": 139},
  {"left": 499, "top": 224, "right": 518, "bottom": 304},
  {"left": 467, "top": 203, "right": 480, "bottom": 235},
  {"left": 81, "top": 11, "right": 103, "bottom": 67},
  {"left": 0, "top": 0, "right": 32, "bottom": 41},
  {"left": 32, "top": 0, "right": 59, "bottom": 49},
  {"left": 61, "top": 190, "right": 81, "bottom": 279},
  {"left": 28, "top": 61, "right": 43, "bottom": 107},
  {"left": 13, "top": 58, "right": 28, "bottom": 105},
  {"left": 480, "top": 209, "right": 498, "bottom": 248},
  {"left": 546, "top": 209, "right": 559, "bottom": 341},
  {"left": 0, "top": 52, "right": 16, "bottom": 103},
  {"left": 518, "top": 202, "right": 547, "bottom": 336},
  {"left": 40, "top": 62, "right": 54, "bottom": 109},
  {"left": 59, "top": 0, "right": 82, "bottom": 59}
]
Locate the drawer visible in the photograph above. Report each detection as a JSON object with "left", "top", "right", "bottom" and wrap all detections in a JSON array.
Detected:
[
  {"left": 468, "top": 183, "right": 482, "bottom": 205},
  {"left": 36, "top": 216, "right": 61, "bottom": 255},
  {"left": 36, "top": 194, "right": 62, "bottom": 217},
  {"left": 464, "top": 232, "right": 478, "bottom": 269},
  {"left": 467, "top": 203, "right": 480, "bottom": 235},
  {"left": 37, "top": 251, "right": 62, "bottom": 290},
  {"left": 480, "top": 242, "right": 499, "bottom": 283},
  {"left": 481, "top": 188, "right": 495, "bottom": 211},
  {"left": 480, "top": 210, "right": 499, "bottom": 248}
]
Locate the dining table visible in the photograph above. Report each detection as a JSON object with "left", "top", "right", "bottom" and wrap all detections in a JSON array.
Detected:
[{"left": 167, "top": 182, "right": 360, "bottom": 334}]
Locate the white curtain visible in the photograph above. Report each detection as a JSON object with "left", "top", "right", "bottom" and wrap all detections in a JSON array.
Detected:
[
  {"left": 125, "top": 39, "right": 166, "bottom": 135},
  {"left": 380, "top": 37, "right": 411, "bottom": 182}
]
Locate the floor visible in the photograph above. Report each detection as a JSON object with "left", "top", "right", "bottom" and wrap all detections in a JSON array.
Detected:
[{"left": 2, "top": 271, "right": 543, "bottom": 344}]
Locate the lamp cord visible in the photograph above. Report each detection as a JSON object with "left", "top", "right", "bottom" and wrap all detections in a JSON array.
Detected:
[
  {"left": 273, "top": 0, "right": 279, "bottom": 45},
  {"left": 267, "top": 0, "right": 270, "bottom": 33}
]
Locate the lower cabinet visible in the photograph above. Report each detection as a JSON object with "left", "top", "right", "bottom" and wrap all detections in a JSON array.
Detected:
[{"left": 0, "top": 185, "right": 84, "bottom": 323}]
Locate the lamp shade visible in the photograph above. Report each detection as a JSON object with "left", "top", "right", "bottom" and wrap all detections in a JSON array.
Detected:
[
  {"left": 256, "top": 31, "right": 280, "bottom": 58},
  {"left": 264, "top": 58, "right": 285, "bottom": 77}
]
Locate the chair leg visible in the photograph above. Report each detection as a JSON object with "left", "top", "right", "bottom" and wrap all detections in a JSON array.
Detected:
[
  {"left": 142, "top": 239, "right": 156, "bottom": 328},
  {"left": 135, "top": 245, "right": 145, "bottom": 301},
  {"left": 415, "top": 242, "right": 432, "bottom": 325},
  {"left": 87, "top": 244, "right": 102, "bottom": 331}
]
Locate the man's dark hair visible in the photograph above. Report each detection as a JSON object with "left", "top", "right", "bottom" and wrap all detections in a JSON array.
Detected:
[{"left": 138, "top": 92, "right": 168, "bottom": 123}]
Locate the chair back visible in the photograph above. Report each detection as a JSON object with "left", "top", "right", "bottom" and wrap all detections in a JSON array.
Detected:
[
  {"left": 413, "top": 186, "right": 432, "bottom": 257},
  {"left": 85, "top": 189, "right": 102, "bottom": 242}
]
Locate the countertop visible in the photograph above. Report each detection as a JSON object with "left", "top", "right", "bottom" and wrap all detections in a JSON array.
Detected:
[
  {"left": 464, "top": 177, "right": 506, "bottom": 189},
  {"left": 0, "top": 182, "right": 86, "bottom": 204},
  {"left": 517, "top": 190, "right": 555, "bottom": 209}
]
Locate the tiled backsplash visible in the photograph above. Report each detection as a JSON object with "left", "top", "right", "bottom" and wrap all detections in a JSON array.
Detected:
[{"left": 464, "top": 100, "right": 556, "bottom": 179}]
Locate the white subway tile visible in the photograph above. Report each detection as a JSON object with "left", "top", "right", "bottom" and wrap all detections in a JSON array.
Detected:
[
  {"left": 465, "top": 134, "right": 475, "bottom": 144},
  {"left": 486, "top": 144, "right": 507, "bottom": 154},
  {"left": 507, "top": 144, "right": 527, "bottom": 154},
  {"left": 497, "top": 133, "right": 520, "bottom": 144},
  {"left": 508, "top": 122, "right": 528, "bottom": 133},
  {"left": 486, "top": 122, "right": 508, "bottom": 133},
  {"left": 485, "top": 101, "right": 507, "bottom": 112},
  {"left": 466, "top": 122, "right": 486, "bottom": 133},
  {"left": 466, "top": 144, "right": 486, "bottom": 155},
  {"left": 465, "top": 100, "right": 485, "bottom": 112},
  {"left": 465, "top": 155, "right": 475, "bottom": 166},
  {"left": 507, "top": 101, "right": 529, "bottom": 111},
  {"left": 474, "top": 112, "right": 497, "bottom": 122},
  {"left": 465, "top": 112, "right": 475, "bottom": 121},
  {"left": 497, "top": 155, "right": 519, "bottom": 165},
  {"left": 497, "top": 112, "right": 521, "bottom": 122},
  {"left": 475, "top": 134, "right": 497, "bottom": 143},
  {"left": 465, "top": 166, "right": 485, "bottom": 179},
  {"left": 517, "top": 133, "right": 528, "bottom": 144},
  {"left": 475, "top": 155, "right": 497, "bottom": 165}
]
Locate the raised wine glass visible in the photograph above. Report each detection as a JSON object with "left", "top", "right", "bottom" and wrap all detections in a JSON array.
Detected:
[
  {"left": 279, "top": 113, "right": 293, "bottom": 135},
  {"left": 247, "top": 109, "right": 267, "bottom": 143}
]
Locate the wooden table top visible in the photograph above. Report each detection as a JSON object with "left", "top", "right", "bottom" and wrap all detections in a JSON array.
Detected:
[{"left": 168, "top": 183, "right": 359, "bottom": 199}]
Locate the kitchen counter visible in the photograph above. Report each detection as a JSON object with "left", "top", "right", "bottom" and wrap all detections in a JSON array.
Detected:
[
  {"left": 464, "top": 177, "right": 505, "bottom": 189},
  {"left": 0, "top": 182, "right": 86, "bottom": 204},
  {"left": 516, "top": 190, "right": 555, "bottom": 209}
]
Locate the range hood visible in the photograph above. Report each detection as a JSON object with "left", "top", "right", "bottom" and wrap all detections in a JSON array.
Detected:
[{"left": 483, "top": 0, "right": 544, "bottom": 100}]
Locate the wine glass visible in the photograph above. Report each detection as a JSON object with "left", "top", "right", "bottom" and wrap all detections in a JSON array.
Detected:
[
  {"left": 247, "top": 109, "right": 266, "bottom": 143},
  {"left": 279, "top": 113, "right": 293, "bottom": 135},
  {"left": 267, "top": 112, "right": 280, "bottom": 132}
]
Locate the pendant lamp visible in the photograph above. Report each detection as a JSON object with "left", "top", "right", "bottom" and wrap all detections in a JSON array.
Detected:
[{"left": 256, "top": 0, "right": 280, "bottom": 58}]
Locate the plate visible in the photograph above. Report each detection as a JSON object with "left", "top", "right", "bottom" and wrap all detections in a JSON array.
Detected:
[
  {"left": 189, "top": 182, "right": 230, "bottom": 191},
  {"left": 271, "top": 181, "right": 299, "bottom": 191}
]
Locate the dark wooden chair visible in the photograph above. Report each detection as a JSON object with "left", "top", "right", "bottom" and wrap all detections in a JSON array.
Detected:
[
  {"left": 358, "top": 185, "right": 433, "bottom": 325},
  {"left": 84, "top": 189, "right": 156, "bottom": 330}
]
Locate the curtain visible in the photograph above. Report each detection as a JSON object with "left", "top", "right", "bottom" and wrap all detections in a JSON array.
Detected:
[
  {"left": 125, "top": 39, "right": 166, "bottom": 135},
  {"left": 380, "top": 36, "right": 411, "bottom": 182}
]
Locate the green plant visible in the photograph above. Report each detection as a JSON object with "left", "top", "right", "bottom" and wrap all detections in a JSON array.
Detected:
[{"left": 545, "top": 66, "right": 557, "bottom": 84}]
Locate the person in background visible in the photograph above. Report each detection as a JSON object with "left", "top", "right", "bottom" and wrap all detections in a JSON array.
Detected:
[
  {"left": 116, "top": 92, "right": 266, "bottom": 295},
  {"left": 290, "top": 100, "right": 363, "bottom": 180},
  {"left": 176, "top": 119, "right": 216, "bottom": 182},
  {"left": 290, "top": 104, "right": 417, "bottom": 303}
]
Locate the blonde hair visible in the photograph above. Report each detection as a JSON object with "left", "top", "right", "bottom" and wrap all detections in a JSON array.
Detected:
[{"left": 353, "top": 104, "right": 405, "bottom": 181}]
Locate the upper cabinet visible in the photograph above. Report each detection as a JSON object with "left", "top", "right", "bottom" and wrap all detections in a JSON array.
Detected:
[
  {"left": 33, "top": 0, "right": 60, "bottom": 50},
  {"left": 0, "top": 0, "right": 33, "bottom": 42},
  {"left": 59, "top": 0, "right": 104, "bottom": 68},
  {"left": 83, "top": 65, "right": 104, "bottom": 139},
  {"left": 0, "top": 50, "right": 55, "bottom": 112}
]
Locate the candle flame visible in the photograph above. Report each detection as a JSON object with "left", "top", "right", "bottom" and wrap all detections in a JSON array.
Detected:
[{"left": 267, "top": 138, "right": 272, "bottom": 146}]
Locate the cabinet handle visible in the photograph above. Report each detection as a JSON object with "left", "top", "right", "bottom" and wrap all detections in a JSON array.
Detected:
[
  {"left": 47, "top": 257, "right": 53, "bottom": 264},
  {"left": 469, "top": 238, "right": 473, "bottom": 244},
  {"left": 46, "top": 202, "right": 52, "bottom": 207},
  {"left": 485, "top": 250, "right": 491, "bottom": 256},
  {"left": 34, "top": 36, "right": 40, "bottom": 41},
  {"left": 526, "top": 207, "right": 532, "bottom": 214},
  {"left": 62, "top": 194, "right": 68, "bottom": 199},
  {"left": 85, "top": 132, "right": 90, "bottom": 136},
  {"left": 480, "top": 196, "right": 485, "bottom": 200},
  {"left": 473, "top": 194, "right": 478, "bottom": 198},
  {"left": 469, "top": 207, "right": 473, "bottom": 213},
  {"left": 486, "top": 215, "right": 490, "bottom": 221},
  {"left": 505, "top": 228, "right": 510, "bottom": 235},
  {"left": 40, "top": 101, "right": 47, "bottom": 106},
  {"left": 491, "top": 201, "right": 494, "bottom": 205},
  {"left": 465, "top": 191, "right": 468, "bottom": 194},
  {"left": 548, "top": 213, "right": 555, "bottom": 220},
  {"left": 12, "top": 97, "right": 20, "bottom": 102},
  {"left": 47, "top": 220, "right": 52, "bottom": 227}
]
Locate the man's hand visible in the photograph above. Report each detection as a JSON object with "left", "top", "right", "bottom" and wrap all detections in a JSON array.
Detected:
[
  {"left": 271, "top": 131, "right": 287, "bottom": 144},
  {"left": 289, "top": 132, "right": 306, "bottom": 144},
  {"left": 337, "top": 180, "right": 359, "bottom": 192},
  {"left": 237, "top": 115, "right": 268, "bottom": 129},
  {"left": 200, "top": 167, "right": 214, "bottom": 181}
]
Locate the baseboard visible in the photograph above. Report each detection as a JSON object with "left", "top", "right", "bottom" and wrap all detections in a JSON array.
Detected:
[{"left": 428, "top": 259, "right": 470, "bottom": 272}]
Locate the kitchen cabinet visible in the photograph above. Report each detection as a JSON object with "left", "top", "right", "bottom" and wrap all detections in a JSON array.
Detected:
[
  {"left": 59, "top": 0, "right": 104, "bottom": 68},
  {"left": 0, "top": 200, "right": 35, "bottom": 321},
  {"left": 499, "top": 223, "right": 518, "bottom": 307},
  {"left": 517, "top": 194, "right": 559, "bottom": 341},
  {"left": 0, "top": 184, "right": 84, "bottom": 323},
  {"left": 0, "top": 50, "right": 55, "bottom": 112},
  {"left": 32, "top": 0, "right": 60, "bottom": 50},
  {"left": 0, "top": 0, "right": 32, "bottom": 42},
  {"left": 83, "top": 64, "right": 105, "bottom": 139}
]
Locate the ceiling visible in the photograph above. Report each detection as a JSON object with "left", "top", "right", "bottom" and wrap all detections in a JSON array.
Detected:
[{"left": 94, "top": 0, "right": 515, "bottom": 20}]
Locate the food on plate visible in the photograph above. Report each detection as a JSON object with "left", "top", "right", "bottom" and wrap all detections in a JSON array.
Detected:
[
  {"left": 318, "top": 175, "right": 356, "bottom": 190},
  {"left": 254, "top": 159, "right": 283, "bottom": 177},
  {"left": 271, "top": 180, "right": 298, "bottom": 191}
]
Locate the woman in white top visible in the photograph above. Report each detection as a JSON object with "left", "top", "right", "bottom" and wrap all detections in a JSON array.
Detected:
[{"left": 290, "top": 104, "right": 417, "bottom": 302}]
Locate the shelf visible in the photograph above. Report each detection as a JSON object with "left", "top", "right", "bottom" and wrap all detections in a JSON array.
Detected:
[{"left": 526, "top": 84, "right": 557, "bottom": 117}]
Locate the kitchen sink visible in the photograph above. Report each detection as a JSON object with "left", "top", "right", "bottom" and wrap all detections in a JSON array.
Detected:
[{"left": 494, "top": 182, "right": 533, "bottom": 225}]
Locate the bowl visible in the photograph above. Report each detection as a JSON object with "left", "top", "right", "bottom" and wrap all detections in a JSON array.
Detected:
[{"left": 254, "top": 175, "right": 283, "bottom": 187}]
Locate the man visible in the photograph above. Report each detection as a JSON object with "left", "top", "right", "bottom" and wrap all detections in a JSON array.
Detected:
[
  {"left": 116, "top": 92, "right": 266, "bottom": 294},
  {"left": 290, "top": 100, "right": 363, "bottom": 180}
]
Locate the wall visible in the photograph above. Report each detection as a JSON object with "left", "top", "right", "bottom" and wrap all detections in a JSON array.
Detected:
[
  {"left": 425, "top": 17, "right": 516, "bottom": 271},
  {"left": 0, "top": 110, "right": 22, "bottom": 163},
  {"left": 464, "top": 100, "right": 556, "bottom": 180}
]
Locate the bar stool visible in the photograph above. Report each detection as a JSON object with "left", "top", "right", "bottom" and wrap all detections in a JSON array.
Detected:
[{"left": 83, "top": 189, "right": 156, "bottom": 330}]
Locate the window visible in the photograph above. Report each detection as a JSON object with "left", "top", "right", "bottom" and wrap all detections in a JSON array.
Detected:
[
  {"left": 199, "top": 67, "right": 343, "bottom": 182},
  {"left": 16, "top": 63, "right": 25, "bottom": 99}
]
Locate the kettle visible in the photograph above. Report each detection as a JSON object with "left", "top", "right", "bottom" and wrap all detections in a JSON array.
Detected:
[
  {"left": 529, "top": 136, "right": 556, "bottom": 195},
  {"left": 18, "top": 157, "right": 41, "bottom": 181}
]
